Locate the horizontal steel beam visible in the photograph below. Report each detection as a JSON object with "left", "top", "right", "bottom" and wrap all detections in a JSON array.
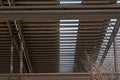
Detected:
[
  {"left": 0, "top": 10, "right": 120, "bottom": 20},
  {"left": 0, "top": 5, "right": 120, "bottom": 19},
  {"left": 0, "top": 4, "right": 120, "bottom": 10},
  {"left": 0, "top": 73, "right": 90, "bottom": 80},
  {"left": 0, "top": 73, "right": 120, "bottom": 80}
]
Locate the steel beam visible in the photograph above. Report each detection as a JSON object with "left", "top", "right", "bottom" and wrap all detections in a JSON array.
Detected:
[
  {"left": 0, "top": 73, "right": 120, "bottom": 80},
  {"left": 99, "top": 19, "right": 120, "bottom": 66},
  {"left": 7, "top": 21, "right": 27, "bottom": 73},
  {"left": 114, "top": 37, "right": 118, "bottom": 72},
  {"left": 0, "top": 11, "right": 119, "bottom": 20},
  {"left": 16, "top": 21, "right": 33, "bottom": 73},
  {"left": 10, "top": 31, "right": 14, "bottom": 74},
  {"left": 0, "top": 4, "right": 120, "bottom": 10},
  {"left": 0, "top": 73, "right": 90, "bottom": 80},
  {"left": 7, "top": 21, "right": 14, "bottom": 74},
  {"left": 20, "top": 41, "right": 23, "bottom": 74},
  {"left": 6, "top": 0, "right": 33, "bottom": 73},
  {"left": 0, "top": 5, "right": 120, "bottom": 19},
  {"left": 113, "top": 37, "right": 119, "bottom": 80}
]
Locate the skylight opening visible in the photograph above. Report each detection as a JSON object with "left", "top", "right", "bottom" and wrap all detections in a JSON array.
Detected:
[
  {"left": 60, "top": 0, "right": 82, "bottom": 5},
  {"left": 60, "top": 38, "right": 77, "bottom": 40},
  {"left": 117, "top": 0, "right": 120, "bottom": 3},
  {"left": 60, "top": 52, "right": 75, "bottom": 54},
  {"left": 60, "top": 31, "right": 78, "bottom": 33},
  {"left": 60, "top": 24, "right": 79, "bottom": 26},
  {"left": 60, "top": 40, "right": 76, "bottom": 42},
  {"left": 60, "top": 20, "right": 79, "bottom": 22},
  {"left": 60, "top": 49, "right": 76, "bottom": 51},
  {"left": 59, "top": 19, "right": 79, "bottom": 72},
  {"left": 60, "top": 27, "right": 78, "bottom": 30},
  {"left": 60, "top": 46, "right": 76, "bottom": 48},
  {"left": 60, "top": 44, "right": 76, "bottom": 46},
  {"left": 60, "top": 34, "right": 77, "bottom": 37},
  {"left": 110, "top": 19, "right": 117, "bottom": 21},
  {"left": 60, "top": 1, "right": 82, "bottom": 4}
]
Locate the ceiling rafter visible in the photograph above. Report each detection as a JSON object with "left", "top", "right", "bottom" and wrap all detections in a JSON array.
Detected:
[{"left": 0, "top": 5, "right": 120, "bottom": 19}]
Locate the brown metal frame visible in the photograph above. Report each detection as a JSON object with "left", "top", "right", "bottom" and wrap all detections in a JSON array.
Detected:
[
  {"left": 0, "top": 73, "right": 90, "bottom": 80},
  {"left": 7, "top": 21, "right": 27, "bottom": 73},
  {"left": 6, "top": 0, "right": 33, "bottom": 73},
  {"left": 16, "top": 21, "right": 33, "bottom": 73},
  {"left": 7, "top": 21, "right": 14, "bottom": 74},
  {"left": 0, "top": 5, "right": 120, "bottom": 19},
  {"left": 0, "top": 0, "right": 120, "bottom": 75},
  {"left": 113, "top": 37, "right": 119, "bottom": 80}
]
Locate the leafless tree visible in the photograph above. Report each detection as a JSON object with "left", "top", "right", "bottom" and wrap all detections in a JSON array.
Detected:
[{"left": 82, "top": 41, "right": 116, "bottom": 80}]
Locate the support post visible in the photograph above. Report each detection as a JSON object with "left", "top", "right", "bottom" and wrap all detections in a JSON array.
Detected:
[
  {"left": 20, "top": 41, "right": 23, "bottom": 74},
  {"left": 10, "top": 35, "right": 14, "bottom": 74},
  {"left": 7, "top": 21, "right": 14, "bottom": 74},
  {"left": 113, "top": 37, "right": 118, "bottom": 80},
  {"left": 19, "top": 41, "right": 24, "bottom": 80}
]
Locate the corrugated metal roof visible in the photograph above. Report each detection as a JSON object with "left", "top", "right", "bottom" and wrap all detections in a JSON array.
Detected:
[{"left": 0, "top": 0, "right": 119, "bottom": 74}]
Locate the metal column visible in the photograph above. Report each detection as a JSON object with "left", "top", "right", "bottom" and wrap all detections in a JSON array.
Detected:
[
  {"left": 20, "top": 41, "right": 23, "bottom": 74},
  {"left": 19, "top": 41, "right": 24, "bottom": 80},
  {"left": 10, "top": 35, "right": 14, "bottom": 74},
  {"left": 113, "top": 37, "right": 119, "bottom": 80}
]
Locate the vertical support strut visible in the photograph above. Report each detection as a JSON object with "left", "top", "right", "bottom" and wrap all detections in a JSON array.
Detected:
[
  {"left": 20, "top": 41, "right": 23, "bottom": 74},
  {"left": 19, "top": 41, "right": 24, "bottom": 80},
  {"left": 113, "top": 37, "right": 118, "bottom": 80},
  {"left": 10, "top": 35, "right": 14, "bottom": 74},
  {"left": 7, "top": 0, "right": 33, "bottom": 73},
  {"left": 7, "top": 21, "right": 14, "bottom": 74}
]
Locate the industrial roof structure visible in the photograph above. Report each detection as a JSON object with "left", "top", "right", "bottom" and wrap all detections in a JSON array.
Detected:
[{"left": 0, "top": 0, "right": 120, "bottom": 80}]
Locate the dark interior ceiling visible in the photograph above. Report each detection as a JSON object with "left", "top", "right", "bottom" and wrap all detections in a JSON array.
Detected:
[{"left": 0, "top": 0, "right": 119, "bottom": 73}]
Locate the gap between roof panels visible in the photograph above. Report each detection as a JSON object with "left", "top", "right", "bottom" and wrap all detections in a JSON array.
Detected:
[
  {"left": 117, "top": 0, "right": 120, "bottom": 3},
  {"left": 60, "top": 0, "right": 82, "bottom": 4},
  {"left": 59, "top": 20, "right": 79, "bottom": 72}
]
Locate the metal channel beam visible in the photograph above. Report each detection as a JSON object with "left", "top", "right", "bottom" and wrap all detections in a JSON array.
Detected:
[
  {"left": 113, "top": 37, "right": 119, "bottom": 80},
  {"left": 114, "top": 37, "right": 118, "bottom": 72},
  {"left": 0, "top": 5, "right": 120, "bottom": 19},
  {"left": 7, "top": 21, "right": 27, "bottom": 73},
  {"left": 7, "top": 0, "right": 33, "bottom": 73},
  {"left": 0, "top": 73, "right": 90, "bottom": 80},
  {"left": 20, "top": 39, "right": 23, "bottom": 74},
  {"left": 0, "top": 4, "right": 120, "bottom": 9},
  {"left": 99, "top": 19, "right": 120, "bottom": 66},
  {"left": 16, "top": 21, "right": 33, "bottom": 73},
  {"left": 7, "top": 21, "right": 14, "bottom": 74},
  {"left": 0, "top": 10, "right": 120, "bottom": 20}
]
